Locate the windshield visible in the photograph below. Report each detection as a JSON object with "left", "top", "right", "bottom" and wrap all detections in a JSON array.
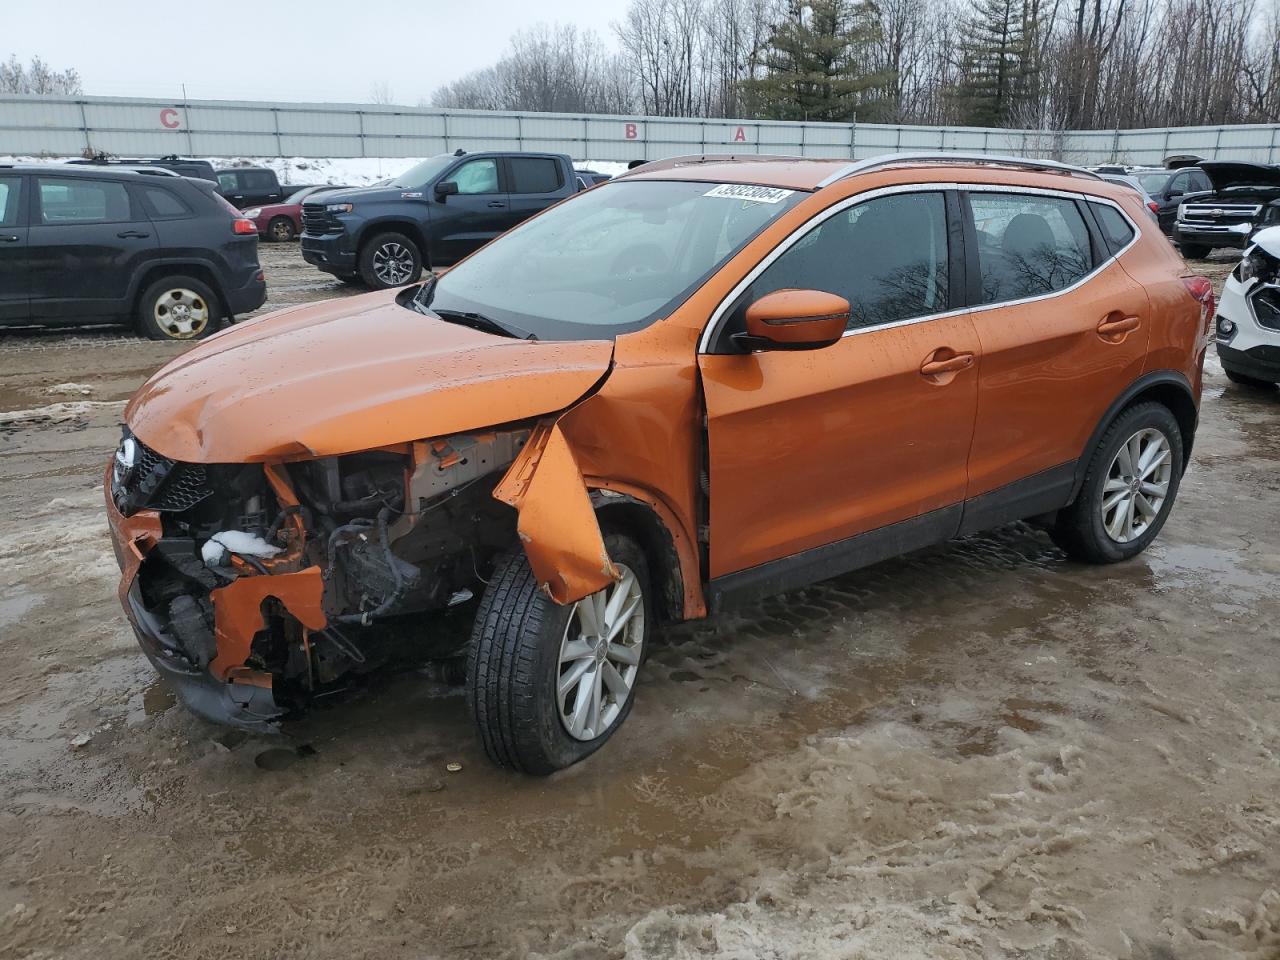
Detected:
[
  {"left": 1137, "top": 172, "right": 1173, "bottom": 193},
  {"left": 393, "top": 155, "right": 455, "bottom": 188},
  {"left": 420, "top": 180, "right": 804, "bottom": 341},
  {"left": 285, "top": 187, "right": 315, "bottom": 204}
]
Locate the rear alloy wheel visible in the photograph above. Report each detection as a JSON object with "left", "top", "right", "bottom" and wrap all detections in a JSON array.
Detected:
[
  {"left": 468, "top": 531, "right": 651, "bottom": 774},
  {"left": 1051, "top": 402, "right": 1183, "bottom": 563},
  {"left": 137, "top": 275, "right": 221, "bottom": 341},
  {"left": 359, "top": 231, "right": 422, "bottom": 289},
  {"left": 267, "top": 216, "right": 296, "bottom": 242}
]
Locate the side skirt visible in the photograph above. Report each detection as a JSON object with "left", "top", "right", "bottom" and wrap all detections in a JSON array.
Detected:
[{"left": 707, "top": 461, "right": 1078, "bottom": 614}]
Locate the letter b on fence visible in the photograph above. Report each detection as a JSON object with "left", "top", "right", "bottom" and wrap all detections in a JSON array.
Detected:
[{"left": 624, "top": 122, "right": 638, "bottom": 140}]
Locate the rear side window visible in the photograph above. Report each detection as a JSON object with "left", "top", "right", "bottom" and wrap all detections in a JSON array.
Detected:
[
  {"left": 1091, "top": 202, "right": 1136, "bottom": 254},
  {"left": 968, "top": 192, "right": 1092, "bottom": 305},
  {"left": 0, "top": 177, "right": 20, "bottom": 227},
  {"left": 37, "top": 177, "right": 133, "bottom": 224},
  {"left": 141, "top": 186, "right": 193, "bottom": 219},
  {"left": 243, "top": 170, "right": 276, "bottom": 191},
  {"left": 509, "top": 157, "right": 563, "bottom": 194},
  {"left": 741, "top": 191, "right": 950, "bottom": 331}
]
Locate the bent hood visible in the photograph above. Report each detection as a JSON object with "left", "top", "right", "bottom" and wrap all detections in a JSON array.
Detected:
[{"left": 126, "top": 289, "right": 613, "bottom": 463}]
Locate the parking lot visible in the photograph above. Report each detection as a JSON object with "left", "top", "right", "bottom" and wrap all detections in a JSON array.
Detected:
[{"left": 2, "top": 246, "right": 1279, "bottom": 959}]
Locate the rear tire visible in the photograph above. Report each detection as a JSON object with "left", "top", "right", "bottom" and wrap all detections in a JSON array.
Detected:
[
  {"left": 1224, "top": 367, "right": 1277, "bottom": 389},
  {"left": 136, "top": 275, "right": 221, "bottom": 342},
  {"left": 467, "top": 532, "right": 651, "bottom": 774},
  {"left": 267, "top": 216, "right": 295, "bottom": 242},
  {"left": 1050, "top": 402, "right": 1183, "bottom": 564},
  {"left": 1179, "top": 243, "right": 1211, "bottom": 260},
  {"left": 358, "top": 232, "right": 422, "bottom": 289}
]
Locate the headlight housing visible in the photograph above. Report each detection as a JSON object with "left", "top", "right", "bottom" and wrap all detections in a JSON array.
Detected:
[
  {"left": 242, "top": 207, "right": 262, "bottom": 218},
  {"left": 1177, "top": 202, "right": 1188, "bottom": 221},
  {"left": 1240, "top": 248, "right": 1279, "bottom": 286},
  {"left": 325, "top": 202, "right": 354, "bottom": 214}
]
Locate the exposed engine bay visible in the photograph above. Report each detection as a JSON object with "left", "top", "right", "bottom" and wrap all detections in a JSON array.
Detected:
[{"left": 110, "top": 428, "right": 533, "bottom": 723}]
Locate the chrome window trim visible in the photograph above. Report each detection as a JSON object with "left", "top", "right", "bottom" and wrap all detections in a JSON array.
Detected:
[{"left": 697, "top": 182, "right": 1140, "bottom": 354}]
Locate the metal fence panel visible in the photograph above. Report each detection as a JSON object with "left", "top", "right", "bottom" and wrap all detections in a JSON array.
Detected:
[{"left": 2, "top": 94, "right": 1279, "bottom": 167}]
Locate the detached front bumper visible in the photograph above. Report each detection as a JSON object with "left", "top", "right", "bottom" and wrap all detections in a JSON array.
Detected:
[
  {"left": 104, "top": 465, "right": 323, "bottom": 732},
  {"left": 1174, "top": 222, "right": 1254, "bottom": 250}
]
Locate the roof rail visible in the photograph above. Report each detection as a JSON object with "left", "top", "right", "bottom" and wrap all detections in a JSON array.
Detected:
[{"left": 814, "top": 151, "right": 1101, "bottom": 187}]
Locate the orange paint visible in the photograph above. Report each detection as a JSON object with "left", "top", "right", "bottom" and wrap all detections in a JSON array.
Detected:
[{"left": 208, "top": 566, "right": 327, "bottom": 680}]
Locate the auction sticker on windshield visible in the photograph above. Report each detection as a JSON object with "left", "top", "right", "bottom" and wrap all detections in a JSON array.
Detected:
[{"left": 703, "top": 184, "right": 795, "bottom": 204}]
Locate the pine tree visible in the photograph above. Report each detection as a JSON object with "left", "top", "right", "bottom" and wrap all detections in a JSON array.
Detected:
[
  {"left": 954, "top": 0, "right": 1040, "bottom": 126},
  {"left": 742, "top": 0, "right": 893, "bottom": 122}
]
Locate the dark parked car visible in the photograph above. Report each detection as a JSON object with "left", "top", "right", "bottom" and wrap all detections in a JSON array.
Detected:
[
  {"left": 575, "top": 169, "right": 612, "bottom": 189},
  {"left": 68, "top": 155, "right": 217, "bottom": 182},
  {"left": 301, "top": 151, "right": 579, "bottom": 289},
  {"left": 0, "top": 164, "right": 265, "bottom": 339},
  {"left": 243, "top": 185, "right": 351, "bottom": 242},
  {"left": 1099, "top": 174, "right": 1160, "bottom": 221},
  {"left": 215, "top": 167, "right": 284, "bottom": 209},
  {"left": 1173, "top": 161, "right": 1280, "bottom": 259},
  {"left": 1133, "top": 166, "right": 1212, "bottom": 235}
]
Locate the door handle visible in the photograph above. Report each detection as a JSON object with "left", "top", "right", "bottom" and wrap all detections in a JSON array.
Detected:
[
  {"left": 487, "top": 201, "right": 506, "bottom": 208},
  {"left": 1097, "top": 313, "right": 1140, "bottom": 342},
  {"left": 920, "top": 352, "right": 975, "bottom": 377},
  {"left": 0, "top": 235, "right": 18, "bottom": 242},
  {"left": 117, "top": 230, "right": 151, "bottom": 239}
]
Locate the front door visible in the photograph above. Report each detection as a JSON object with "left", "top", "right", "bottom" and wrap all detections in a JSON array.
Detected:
[
  {"left": 699, "top": 189, "right": 981, "bottom": 591},
  {"left": 961, "top": 189, "right": 1152, "bottom": 510},
  {"left": 28, "top": 176, "right": 158, "bottom": 320},
  {"left": 431, "top": 157, "right": 512, "bottom": 265},
  {"left": 0, "top": 175, "right": 29, "bottom": 323}
]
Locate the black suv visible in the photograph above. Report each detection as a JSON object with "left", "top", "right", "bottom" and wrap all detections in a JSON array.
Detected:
[
  {"left": 214, "top": 167, "right": 285, "bottom": 209},
  {"left": 69, "top": 155, "right": 218, "bottom": 182},
  {"left": 0, "top": 165, "right": 266, "bottom": 340},
  {"left": 301, "top": 151, "right": 578, "bottom": 289}
]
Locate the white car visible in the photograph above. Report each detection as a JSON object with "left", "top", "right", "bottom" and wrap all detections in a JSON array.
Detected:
[{"left": 1216, "top": 226, "right": 1280, "bottom": 387}]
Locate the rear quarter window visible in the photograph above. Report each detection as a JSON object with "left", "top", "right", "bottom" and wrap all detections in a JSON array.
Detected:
[
  {"left": 1091, "top": 202, "right": 1136, "bottom": 254},
  {"left": 140, "top": 186, "right": 193, "bottom": 220}
]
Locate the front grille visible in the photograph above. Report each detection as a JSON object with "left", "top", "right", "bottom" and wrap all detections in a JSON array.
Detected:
[
  {"left": 1251, "top": 286, "right": 1280, "bottom": 331},
  {"left": 1181, "top": 202, "right": 1262, "bottom": 228},
  {"left": 116, "top": 441, "right": 214, "bottom": 516},
  {"left": 301, "top": 203, "right": 335, "bottom": 235}
]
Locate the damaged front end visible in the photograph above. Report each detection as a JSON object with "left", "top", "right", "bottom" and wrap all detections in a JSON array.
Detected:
[{"left": 106, "top": 424, "right": 592, "bottom": 731}]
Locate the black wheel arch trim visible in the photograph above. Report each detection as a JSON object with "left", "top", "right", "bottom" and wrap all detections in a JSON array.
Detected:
[
  {"left": 127, "top": 257, "right": 230, "bottom": 314},
  {"left": 1070, "top": 369, "right": 1197, "bottom": 502}
]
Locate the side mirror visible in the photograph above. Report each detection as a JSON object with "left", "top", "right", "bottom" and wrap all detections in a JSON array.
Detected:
[
  {"left": 733, "top": 289, "right": 850, "bottom": 352},
  {"left": 435, "top": 180, "right": 459, "bottom": 198}
]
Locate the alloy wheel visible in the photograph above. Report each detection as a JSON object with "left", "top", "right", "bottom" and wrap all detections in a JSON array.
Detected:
[
  {"left": 1101, "top": 427, "right": 1173, "bottom": 543},
  {"left": 153, "top": 288, "right": 209, "bottom": 339},
  {"left": 556, "top": 564, "right": 645, "bottom": 741},
  {"left": 372, "top": 242, "right": 415, "bottom": 285}
]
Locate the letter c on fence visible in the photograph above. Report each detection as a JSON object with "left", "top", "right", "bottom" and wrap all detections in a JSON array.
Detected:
[
  {"left": 624, "top": 122, "right": 638, "bottom": 140},
  {"left": 160, "top": 108, "right": 180, "bottom": 129}
]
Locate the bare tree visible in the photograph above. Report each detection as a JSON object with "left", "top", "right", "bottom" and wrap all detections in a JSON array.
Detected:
[
  {"left": 0, "top": 55, "right": 81, "bottom": 95},
  {"left": 369, "top": 80, "right": 395, "bottom": 105}
]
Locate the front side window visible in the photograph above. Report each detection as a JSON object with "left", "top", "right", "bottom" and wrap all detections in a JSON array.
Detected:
[
  {"left": 1169, "top": 172, "right": 1191, "bottom": 196},
  {"left": 968, "top": 192, "right": 1092, "bottom": 305},
  {"left": 216, "top": 172, "right": 239, "bottom": 192},
  {"left": 37, "top": 177, "right": 132, "bottom": 224},
  {"left": 1190, "top": 171, "right": 1212, "bottom": 192},
  {"left": 509, "top": 157, "right": 562, "bottom": 194},
  {"left": 736, "top": 191, "right": 950, "bottom": 331},
  {"left": 421, "top": 179, "right": 803, "bottom": 340},
  {"left": 452, "top": 159, "right": 500, "bottom": 195},
  {"left": 0, "top": 177, "right": 20, "bottom": 227}
]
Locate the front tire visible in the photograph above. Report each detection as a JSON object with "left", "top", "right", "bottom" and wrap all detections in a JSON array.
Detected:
[
  {"left": 267, "top": 216, "right": 295, "bottom": 242},
  {"left": 1179, "top": 243, "right": 1211, "bottom": 260},
  {"left": 358, "top": 231, "right": 422, "bottom": 289},
  {"left": 1051, "top": 402, "right": 1184, "bottom": 563},
  {"left": 467, "top": 532, "right": 651, "bottom": 774},
  {"left": 136, "top": 275, "right": 221, "bottom": 341}
]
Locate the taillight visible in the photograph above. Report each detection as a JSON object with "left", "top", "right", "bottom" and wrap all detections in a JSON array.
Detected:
[
  {"left": 1182, "top": 275, "right": 1216, "bottom": 337},
  {"left": 232, "top": 219, "right": 257, "bottom": 235},
  {"left": 1148, "top": 200, "right": 1159, "bottom": 215}
]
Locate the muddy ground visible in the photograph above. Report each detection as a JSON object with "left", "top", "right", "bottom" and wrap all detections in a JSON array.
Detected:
[{"left": 2, "top": 247, "right": 1278, "bottom": 960}]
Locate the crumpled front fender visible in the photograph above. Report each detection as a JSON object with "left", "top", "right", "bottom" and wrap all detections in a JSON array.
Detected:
[{"left": 493, "top": 422, "right": 619, "bottom": 604}]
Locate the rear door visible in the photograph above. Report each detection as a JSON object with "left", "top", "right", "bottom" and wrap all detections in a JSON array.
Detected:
[
  {"left": 504, "top": 156, "right": 567, "bottom": 228},
  {"left": 430, "top": 157, "right": 511, "bottom": 264},
  {"left": 240, "top": 169, "right": 283, "bottom": 207},
  {"left": 960, "top": 188, "right": 1151, "bottom": 524},
  {"left": 28, "top": 175, "right": 159, "bottom": 320},
  {"left": 699, "top": 188, "right": 981, "bottom": 585},
  {"left": 0, "top": 175, "right": 29, "bottom": 323}
]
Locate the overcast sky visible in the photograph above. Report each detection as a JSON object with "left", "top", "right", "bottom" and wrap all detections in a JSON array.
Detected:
[{"left": 8, "top": 0, "right": 624, "bottom": 104}]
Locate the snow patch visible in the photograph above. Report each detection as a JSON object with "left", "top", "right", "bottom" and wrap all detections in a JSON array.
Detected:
[{"left": 200, "top": 531, "right": 283, "bottom": 566}]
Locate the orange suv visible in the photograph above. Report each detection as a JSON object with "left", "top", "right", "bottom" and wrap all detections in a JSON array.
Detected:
[{"left": 106, "top": 153, "right": 1214, "bottom": 773}]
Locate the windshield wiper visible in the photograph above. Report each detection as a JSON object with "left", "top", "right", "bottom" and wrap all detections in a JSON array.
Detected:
[{"left": 431, "top": 308, "right": 537, "bottom": 341}]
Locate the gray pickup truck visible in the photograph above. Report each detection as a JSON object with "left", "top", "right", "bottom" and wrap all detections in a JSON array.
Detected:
[{"left": 300, "top": 150, "right": 579, "bottom": 289}]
